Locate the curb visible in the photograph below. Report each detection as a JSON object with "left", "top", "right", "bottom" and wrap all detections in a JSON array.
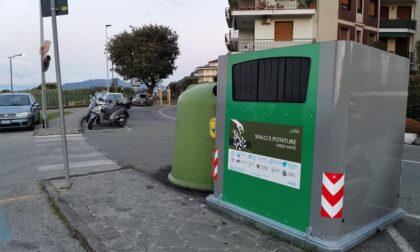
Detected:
[{"left": 40, "top": 180, "right": 108, "bottom": 252}]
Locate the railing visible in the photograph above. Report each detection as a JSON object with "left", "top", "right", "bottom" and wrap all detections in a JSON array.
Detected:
[
  {"left": 231, "top": 39, "right": 315, "bottom": 51},
  {"left": 380, "top": 19, "right": 417, "bottom": 30},
  {"left": 382, "top": 0, "right": 415, "bottom": 5},
  {"left": 229, "top": 0, "right": 316, "bottom": 11}
]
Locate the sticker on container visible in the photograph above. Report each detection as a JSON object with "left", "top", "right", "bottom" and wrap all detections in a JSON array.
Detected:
[
  {"left": 321, "top": 172, "right": 345, "bottom": 219},
  {"left": 227, "top": 119, "right": 303, "bottom": 189}
]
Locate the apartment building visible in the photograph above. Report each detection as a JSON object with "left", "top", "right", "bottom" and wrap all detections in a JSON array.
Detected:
[
  {"left": 379, "top": 0, "right": 418, "bottom": 62},
  {"left": 194, "top": 59, "right": 218, "bottom": 83},
  {"left": 225, "top": 0, "right": 380, "bottom": 52}
]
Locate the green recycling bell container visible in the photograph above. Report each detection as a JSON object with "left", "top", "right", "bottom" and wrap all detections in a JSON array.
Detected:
[{"left": 168, "top": 83, "right": 217, "bottom": 191}]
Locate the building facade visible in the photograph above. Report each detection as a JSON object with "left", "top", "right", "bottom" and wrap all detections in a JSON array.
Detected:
[
  {"left": 225, "top": 0, "right": 380, "bottom": 52},
  {"left": 379, "top": 0, "right": 418, "bottom": 64},
  {"left": 194, "top": 59, "right": 218, "bottom": 83}
]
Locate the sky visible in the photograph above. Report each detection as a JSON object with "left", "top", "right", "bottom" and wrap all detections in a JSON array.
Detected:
[{"left": 0, "top": 0, "right": 228, "bottom": 90}]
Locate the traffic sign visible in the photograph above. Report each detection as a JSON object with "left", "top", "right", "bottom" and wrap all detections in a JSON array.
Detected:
[{"left": 41, "top": 0, "right": 68, "bottom": 17}]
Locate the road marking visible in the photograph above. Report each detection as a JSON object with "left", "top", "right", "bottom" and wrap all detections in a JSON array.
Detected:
[
  {"left": 406, "top": 213, "right": 420, "bottom": 221},
  {"left": 38, "top": 159, "right": 116, "bottom": 172},
  {"left": 35, "top": 134, "right": 84, "bottom": 143},
  {"left": 125, "top": 126, "right": 133, "bottom": 131},
  {"left": 68, "top": 153, "right": 103, "bottom": 159},
  {"left": 35, "top": 134, "right": 82, "bottom": 138},
  {"left": 0, "top": 209, "right": 11, "bottom": 240},
  {"left": 35, "top": 137, "right": 84, "bottom": 143},
  {"left": 0, "top": 194, "right": 35, "bottom": 205},
  {"left": 158, "top": 106, "right": 176, "bottom": 120},
  {"left": 38, "top": 153, "right": 104, "bottom": 160},
  {"left": 402, "top": 159, "right": 420, "bottom": 165},
  {"left": 387, "top": 226, "right": 415, "bottom": 252}
]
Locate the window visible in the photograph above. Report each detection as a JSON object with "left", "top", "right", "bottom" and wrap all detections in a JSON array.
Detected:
[
  {"left": 340, "top": 0, "right": 351, "bottom": 10},
  {"left": 397, "top": 6, "right": 412, "bottom": 20},
  {"left": 368, "top": 0, "right": 377, "bottom": 17},
  {"left": 339, "top": 27, "right": 350, "bottom": 40},
  {"left": 356, "top": 30, "right": 362, "bottom": 43},
  {"left": 367, "top": 32, "right": 376, "bottom": 45},
  {"left": 380, "top": 6, "right": 389, "bottom": 20},
  {"left": 275, "top": 21, "right": 293, "bottom": 41},
  {"left": 357, "top": 0, "right": 363, "bottom": 13},
  {"left": 232, "top": 57, "right": 311, "bottom": 103}
]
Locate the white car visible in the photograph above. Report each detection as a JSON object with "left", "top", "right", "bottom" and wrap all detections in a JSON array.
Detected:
[{"left": 102, "top": 93, "right": 126, "bottom": 104}]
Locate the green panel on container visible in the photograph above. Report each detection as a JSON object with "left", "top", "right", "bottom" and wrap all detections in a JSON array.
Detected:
[{"left": 223, "top": 44, "right": 320, "bottom": 232}]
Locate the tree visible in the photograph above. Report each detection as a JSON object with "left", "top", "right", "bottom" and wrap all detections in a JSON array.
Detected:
[
  {"left": 168, "top": 75, "right": 199, "bottom": 97},
  {"left": 107, "top": 24, "right": 180, "bottom": 94},
  {"left": 32, "top": 82, "right": 57, "bottom": 90}
]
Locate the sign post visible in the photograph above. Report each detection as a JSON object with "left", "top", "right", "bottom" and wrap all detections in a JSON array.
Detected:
[
  {"left": 39, "top": 0, "right": 49, "bottom": 129},
  {"left": 48, "top": 0, "right": 71, "bottom": 187}
]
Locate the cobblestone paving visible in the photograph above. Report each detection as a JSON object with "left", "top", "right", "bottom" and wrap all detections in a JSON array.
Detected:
[{"left": 52, "top": 170, "right": 302, "bottom": 251}]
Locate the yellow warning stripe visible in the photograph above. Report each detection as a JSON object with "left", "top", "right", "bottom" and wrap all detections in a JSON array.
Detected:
[{"left": 0, "top": 194, "right": 35, "bottom": 205}]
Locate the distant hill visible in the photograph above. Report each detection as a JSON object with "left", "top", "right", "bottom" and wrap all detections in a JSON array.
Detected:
[{"left": 62, "top": 79, "right": 131, "bottom": 90}]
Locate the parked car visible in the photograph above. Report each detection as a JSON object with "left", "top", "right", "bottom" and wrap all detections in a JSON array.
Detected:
[
  {"left": 102, "top": 93, "right": 126, "bottom": 105},
  {"left": 132, "top": 93, "right": 153, "bottom": 106},
  {"left": 0, "top": 93, "right": 41, "bottom": 130}
]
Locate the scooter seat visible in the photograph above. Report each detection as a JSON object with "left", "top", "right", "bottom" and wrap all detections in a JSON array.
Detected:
[{"left": 103, "top": 106, "right": 121, "bottom": 115}]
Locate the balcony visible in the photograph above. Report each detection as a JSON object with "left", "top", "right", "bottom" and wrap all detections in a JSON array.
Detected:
[
  {"left": 381, "top": 0, "right": 415, "bottom": 5},
  {"left": 225, "top": 7, "right": 232, "bottom": 28},
  {"left": 380, "top": 19, "right": 417, "bottom": 31},
  {"left": 229, "top": 39, "right": 315, "bottom": 52},
  {"left": 228, "top": 0, "right": 317, "bottom": 11}
]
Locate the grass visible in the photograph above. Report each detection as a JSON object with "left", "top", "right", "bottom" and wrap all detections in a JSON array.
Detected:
[
  {"left": 47, "top": 111, "right": 72, "bottom": 121},
  {"left": 39, "top": 182, "right": 92, "bottom": 251}
]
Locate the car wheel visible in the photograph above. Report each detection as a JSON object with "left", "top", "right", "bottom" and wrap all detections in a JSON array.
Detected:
[
  {"left": 28, "top": 116, "right": 35, "bottom": 131},
  {"left": 35, "top": 113, "right": 41, "bottom": 124}
]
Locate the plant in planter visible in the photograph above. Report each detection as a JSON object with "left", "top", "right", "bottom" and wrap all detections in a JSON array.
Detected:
[
  {"left": 230, "top": 0, "right": 239, "bottom": 9},
  {"left": 405, "top": 118, "right": 420, "bottom": 144},
  {"left": 256, "top": 0, "right": 266, "bottom": 9},
  {"left": 297, "top": 0, "right": 315, "bottom": 9}
]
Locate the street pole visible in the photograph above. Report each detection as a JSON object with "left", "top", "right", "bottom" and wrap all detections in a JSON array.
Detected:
[
  {"left": 111, "top": 65, "right": 116, "bottom": 92},
  {"left": 40, "top": 0, "right": 48, "bottom": 128},
  {"left": 8, "top": 54, "right": 24, "bottom": 93},
  {"left": 105, "top": 25, "right": 112, "bottom": 93},
  {"left": 50, "top": 0, "right": 71, "bottom": 188},
  {"left": 9, "top": 58, "right": 13, "bottom": 93}
]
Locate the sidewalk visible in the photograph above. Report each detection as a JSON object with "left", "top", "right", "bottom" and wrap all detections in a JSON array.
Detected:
[
  {"left": 36, "top": 107, "right": 87, "bottom": 136},
  {"left": 42, "top": 169, "right": 302, "bottom": 252}
]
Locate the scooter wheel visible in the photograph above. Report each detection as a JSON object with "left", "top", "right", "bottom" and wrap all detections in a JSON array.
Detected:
[
  {"left": 118, "top": 118, "right": 127, "bottom": 128},
  {"left": 87, "top": 117, "right": 95, "bottom": 130}
]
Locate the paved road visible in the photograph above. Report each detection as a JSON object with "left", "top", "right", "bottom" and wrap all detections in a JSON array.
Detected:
[
  {"left": 0, "top": 108, "right": 122, "bottom": 251},
  {"left": 85, "top": 105, "right": 420, "bottom": 252},
  {"left": 84, "top": 105, "right": 177, "bottom": 181},
  {"left": 0, "top": 129, "right": 83, "bottom": 251}
]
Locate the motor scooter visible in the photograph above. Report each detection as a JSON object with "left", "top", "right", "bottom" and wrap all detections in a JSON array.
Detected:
[{"left": 87, "top": 97, "right": 130, "bottom": 130}]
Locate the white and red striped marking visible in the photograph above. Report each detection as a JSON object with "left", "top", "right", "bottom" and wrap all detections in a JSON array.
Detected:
[
  {"left": 212, "top": 149, "right": 219, "bottom": 181},
  {"left": 321, "top": 172, "right": 345, "bottom": 219}
]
